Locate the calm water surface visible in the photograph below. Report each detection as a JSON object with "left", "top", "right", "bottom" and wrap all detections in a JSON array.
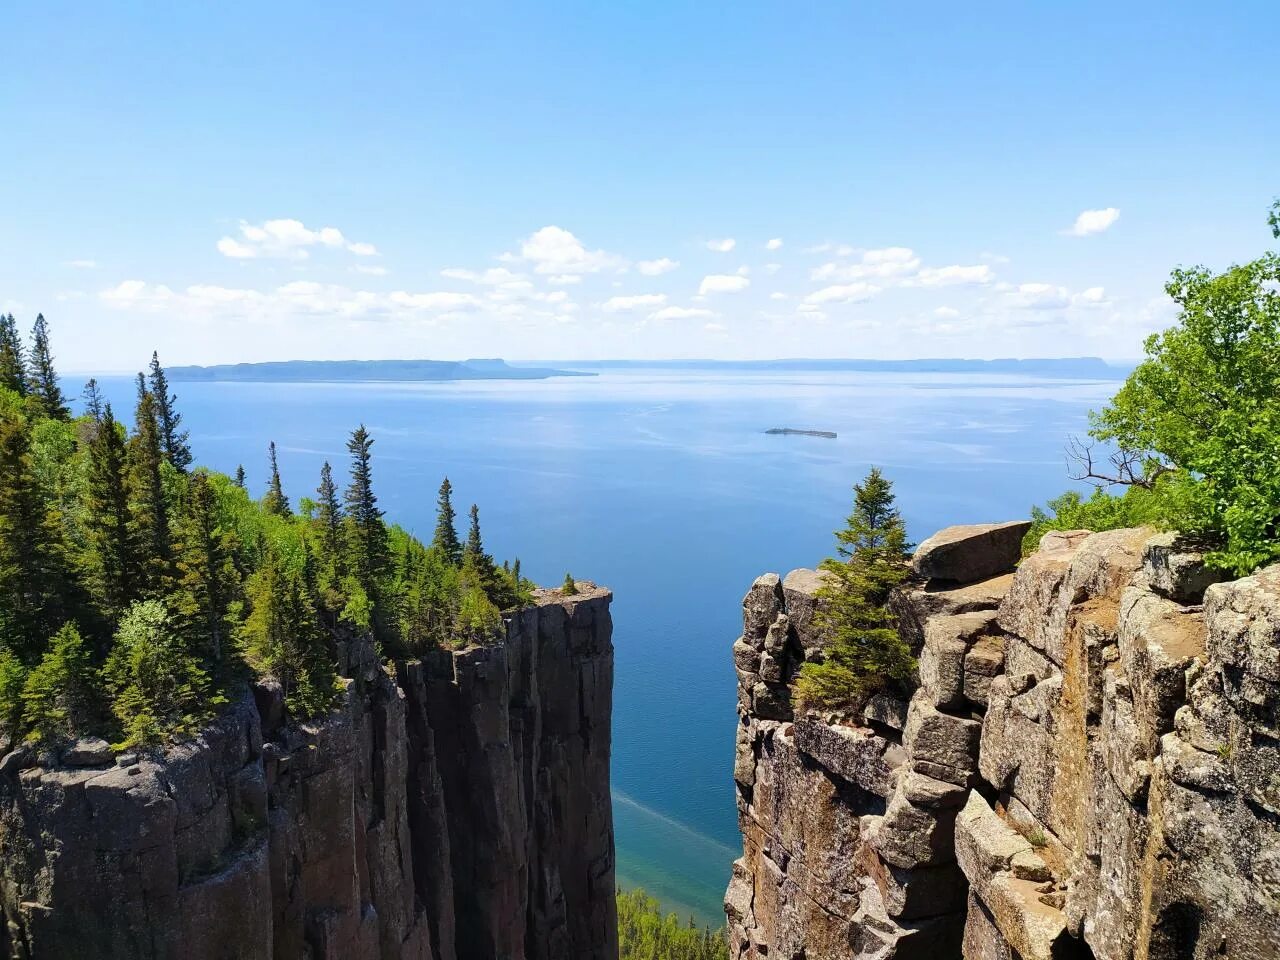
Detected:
[{"left": 91, "top": 367, "right": 1113, "bottom": 926}]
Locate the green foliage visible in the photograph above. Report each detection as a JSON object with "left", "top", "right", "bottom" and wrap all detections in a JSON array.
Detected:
[
  {"left": 22, "top": 622, "right": 97, "bottom": 746},
  {"left": 617, "top": 889, "right": 728, "bottom": 960},
  {"left": 432, "top": 477, "right": 463, "bottom": 565},
  {"left": 26, "top": 314, "right": 69, "bottom": 421},
  {"left": 1023, "top": 485, "right": 1164, "bottom": 555},
  {"left": 105, "top": 601, "right": 221, "bottom": 748},
  {"left": 795, "top": 468, "right": 915, "bottom": 712},
  {"left": 562, "top": 573, "right": 578, "bottom": 595},
  {"left": 242, "top": 551, "right": 337, "bottom": 719},
  {"left": 0, "top": 323, "right": 540, "bottom": 755}
]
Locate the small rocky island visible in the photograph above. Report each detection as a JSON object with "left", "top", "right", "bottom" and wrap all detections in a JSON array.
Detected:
[{"left": 765, "top": 428, "right": 838, "bottom": 439}]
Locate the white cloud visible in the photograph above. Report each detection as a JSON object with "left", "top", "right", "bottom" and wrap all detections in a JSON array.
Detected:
[
  {"left": 698, "top": 274, "right": 750, "bottom": 295},
  {"left": 1064, "top": 207, "right": 1120, "bottom": 237},
  {"left": 602, "top": 293, "right": 667, "bottom": 313},
  {"left": 651, "top": 306, "right": 717, "bottom": 322},
  {"left": 811, "top": 246, "right": 920, "bottom": 282},
  {"left": 1009, "top": 282, "right": 1071, "bottom": 310},
  {"left": 441, "top": 266, "right": 531, "bottom": 290},
  {"left": 705, "top": 238, "right": 736, "bottom": 252},
  {"left": 805, "top": 282, "right": 879, "bottom": 305},
  {"left": 1073, "top": 286, "right": 1109, "bottom": 306},
  {"left": 637, "top": 257, "right": 680, "bottom": 276},
  {"left": 354, "top": 265, "right": 389, "bottom": 276},
  {"left": 914, "top": 264, "right": 993, "bottom": 286},
  {"left": 217, "top": 218, "right": 379, "bottom": 260},
  {"left": 67, "top": 259, "right": 98, "bottom": 269},
  {"left": 765, "top": 238, "right": 783, "bottom": 251},
  {"left": 934, "top": 306, "right": 960, "bottom": 319},
  {"left": 513, "top": 225, "right": 624, "bottom": 275}
]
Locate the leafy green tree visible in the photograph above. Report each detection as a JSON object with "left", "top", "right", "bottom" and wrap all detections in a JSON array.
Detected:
[
  {"left": 84, "top": 405, "right": 141, "bottom": 620},
  {"left": 128, "top": 374, "right": 172, "bottom": 593},
  {"left": 263, "top": 441, "right": 291, "bottom": 517},
  {"left": 0, "top": 314, "right": 27, "bottom": 396},
  {"left": 617, "top": 889, "right": 729, "bottom": 960},
  {"left": 0, "top": 650, "right": 27, "bottom": 748},
  {"left": 242, "top": 550, "right": 336, "bottom": 718},
  {"left": 432, "top": 477, "right": 463, "bottom": 565},
  {"left": 343, "top": 426, "right": 388, "bottom": 594},
  {"left": 795, "top": 468, "right": 915, "bottom": 712},
  {"left": 0, "top": 411, "right": 74, "bottom": 660},
  {"left": 148, "top": 352, "right": 192, "bottom": 471},
  {"left": 1080, "top": 239, "right": 1280, "bottom": 574},
  {"left": 104, "top": 600, "right": 220, "bottom": 748},
  {"left": 22, "top": 622, "right": 97, "bottom": 746},
  {"left": 26, "top": 314, "right": 69, "bottom": 420},
  {"left": 171, "top": 472, "right": 240, "bottom": 666},
  {"left": 454, "top": 583, "right": 502, "bottom": 647}
]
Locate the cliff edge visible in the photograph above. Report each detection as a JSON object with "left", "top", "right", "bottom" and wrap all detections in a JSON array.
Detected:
[
  {"left": 0, "top": 585, "right": 616, "bottom": 960},
  {"left": 726, "top": 525, "right": 1280, "bottom": 959}
]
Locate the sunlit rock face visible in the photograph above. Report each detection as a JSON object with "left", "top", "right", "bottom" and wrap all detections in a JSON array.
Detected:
[
  {"left": 727, "top": 523, "right": 1280, "bottom": 960},
  {"left": 0, "top": 587, "right": 616, "bottom": 960}
]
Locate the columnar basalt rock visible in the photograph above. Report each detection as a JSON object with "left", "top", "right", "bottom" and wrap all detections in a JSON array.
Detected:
[
  {"left": 728, "top": 524, "right": 1280, "bottom": 960},
  {"left": 0, "top": 586, "right": 616, "bottom": 960}
]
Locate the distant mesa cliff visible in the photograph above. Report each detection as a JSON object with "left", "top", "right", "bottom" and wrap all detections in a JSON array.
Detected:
[
  {"left": 166, "top": 358, "right": 593, "bottom": 382},
  {"left": 764, "top": 428, "right": 837, "bottom": 439},
  {"left": 727, "top": 522, "right": 1279, "bottom": 959},
  {"left": 0, "top": 586, "right": 616, "bottom": 960}
]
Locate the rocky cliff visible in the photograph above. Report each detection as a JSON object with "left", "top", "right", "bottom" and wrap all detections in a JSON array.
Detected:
[
  {"left": 726, "top": 524, "right": 1280, "bottom": 960},
  {"left": 0, "top": 585, "right": 617, "bottom": 960}
]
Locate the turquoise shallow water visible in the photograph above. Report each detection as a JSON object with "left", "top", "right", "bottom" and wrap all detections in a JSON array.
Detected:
[{"left": 90, "top": 366, "right": 1114, "bottom": 928}]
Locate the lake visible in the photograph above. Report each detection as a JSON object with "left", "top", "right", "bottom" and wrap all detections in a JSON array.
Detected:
[{"left": 89, "top": 366, "right": 1116, "bottom": 927}]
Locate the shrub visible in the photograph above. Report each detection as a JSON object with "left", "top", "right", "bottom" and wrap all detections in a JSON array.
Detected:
[{"left": 21, "top": 622, "right": 96, "bottom": 746}]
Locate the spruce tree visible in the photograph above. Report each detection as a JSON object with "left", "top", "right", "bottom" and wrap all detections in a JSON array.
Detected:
[
  {"left": 795, "top": 468, "right": 915, "bottom": 712},
  {"left": 463, "top": 503, "right": 503, "bottom": 603},
  {"left": 171, "top": 472, "right": 240, "bottom": 666},
  {"left": 82, "top": 378, "right": 104, "bottom": 420},
  {"left": 26, "top": 314, "right": 69, "bottom": 420},
  {"left": 21, "top": 622, "right": 96, "bottom": 746},
  {"left": 148, "top": 352, "right": 192, "bottom": 471},
  {"left": 84, "top": 405, "right": 140, "bottom": 619},
  {"left": 317, "top": 461, "right": 343, "bottom": 558},
  {"left": 344, "top": 427, "right": 388, "bottom": 594},
  {"left": 128, "top": 374, "right": 171, "bottom": 594},
  {"left": 0, "top": 314, "right": 27, "bottom": 396},
  {"left": 263, "top": 441, "right": 291, "bottom": 516},
  {"left": 234, "top": 464, "right": 246, "bottom": 488},
  {"left": 0, "top": 414, "right": 71, "bottom": 661},
  {"left": 432, "top": 477, "right": 462, "bottom": 565}
]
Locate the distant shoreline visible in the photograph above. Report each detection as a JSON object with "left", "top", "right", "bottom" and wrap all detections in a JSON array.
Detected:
[
  {"left": 765, "top": 428, "right": 838, "bottom": 439},
  {"left": 166, "top": 358, "right": 593, "bottom": 383}
]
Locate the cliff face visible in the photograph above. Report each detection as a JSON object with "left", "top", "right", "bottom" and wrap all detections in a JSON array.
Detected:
[
  {"left": 726, "top": 525, "right": 1280, "bottom": 960},
  {"left": 0, "top": 586, "right": 616, "bottom": 960}
]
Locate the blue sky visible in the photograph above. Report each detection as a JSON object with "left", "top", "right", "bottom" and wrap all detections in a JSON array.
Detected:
[{"left": 2, "top": 1, "right": 1277, "bottom": 368}]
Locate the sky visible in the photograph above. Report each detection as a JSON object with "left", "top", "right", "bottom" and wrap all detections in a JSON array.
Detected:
[{"left": 2, "top": 1, "right": 1277, "bottom": 370}]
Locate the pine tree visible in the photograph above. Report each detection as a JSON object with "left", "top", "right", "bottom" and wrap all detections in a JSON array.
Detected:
[
  {"left": 234, "top": 464, "right": 246, "bottom": 488},
  {"left": 128, "top": 374, "right": 171, "bottom": 594},
  {"left": 344, "top": 426, "right": 388, "bottom": 594},
  {"left": 0, "top": 414, "right": 72, "bottom": 661},
  {"left": 242, "top": 550, "right": 335, "bottom": 718},
  {"left": 795, "top": 468, "right": 915, "bottom": 713},
  {"left": 263, "top": 441, "right": 291, "bottom": 516},
  {"left": 148, "top": 352, "right": 191, "bottom": 471},
  {"left": 171, "top": 472, "right": 240, "bottom": 667},
  {"left": 0, "top": 650, "right": 27, "bottom": 749},
  {"left": 26, "top": 314, "right": 69, "bottom": 420},
  {"left": 463, "top": 503, "right": 505, "bottom": 604},
  {"left": 82, "top": 378, "right": 104, "bottom": 420},
  {"left": 0, "top": 314, "right": 27, "bottom": 396},
  {"left": 84, "top": 405, "right": 140, "bottom": 619},
  {"left": 432, "top": 477, "right": 462, "bottom": 566},
  {"left": 316, "top": 461, "right": 343, "bottom": 559},
  {"left": 21, "top": 622, "right": 97, "bottom": 747}
]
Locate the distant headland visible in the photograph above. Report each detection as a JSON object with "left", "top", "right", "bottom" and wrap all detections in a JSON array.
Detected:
[
  {"left": 765, "top": 428, "right": 837, "bottom": 439},
  {"left": 166, "top": 358, "right": 594, "bottom": 383},
  {"left": 549, "top": 357, "right": 1129, "bottom": 378}
]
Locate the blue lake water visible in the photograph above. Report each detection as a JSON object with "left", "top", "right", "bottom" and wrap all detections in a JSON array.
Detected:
[{"left": 90, "top": 367, "right": 1115, "bottom": 927}]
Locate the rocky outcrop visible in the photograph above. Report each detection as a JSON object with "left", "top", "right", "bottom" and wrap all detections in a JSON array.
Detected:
[
  {"left": 727, "top": 523, "right": 1280, "bottom": 960},
  {"left": 0, "top": 586, "right": 616, "bottom": 960}
]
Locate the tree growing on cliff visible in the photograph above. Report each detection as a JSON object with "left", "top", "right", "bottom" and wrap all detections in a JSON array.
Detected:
[
  {"left": 26, "top": 314, "right": 69, "bottom": 420},
  {"left": 21, "top": 622, "right": 97, "bottom": 746},
  {"left": 343, "top": 426, "right": 388, "bottom": 595},
  {"left": 432, "top": 477, "right": 463, "bottom": 565},
  {"left": 1036, "top": 204, "right": 1280, "bottom": 574},
  {"left": 84, "top": 405, "right": 141, "bottom": 620},
  {"left": 0, "top": 315, "right": 26, "bottom": 396},
  {"left": 263, "top": 441, "right": 291, "bottom": 517},
  {"left": 148, "top": 352, "right": 192, "bottom": 471},
  {"left": 128, "top": 375, "right": 172, "bottom": 594},
  {"left": 795, "top": 468, "right": 915, "bottom": 712}
]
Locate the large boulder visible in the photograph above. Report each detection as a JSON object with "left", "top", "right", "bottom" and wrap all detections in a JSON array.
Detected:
[{"left": 913, "top": 521, "right": 1032, "bottom": 585}]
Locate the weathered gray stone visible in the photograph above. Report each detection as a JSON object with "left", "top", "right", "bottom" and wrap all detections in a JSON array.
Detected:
[
  {"left": 1143, "top": 531, "right": 1228, "bottom": 602},
  {"left": 902, "top": 692, "right": 981, "bottom": 774},
  {"left": 61, "top": 737, "right": 113, "bottom": 767},
  {"left": 912, "top": 521, "right": 1032, "bottom": 584},
  {"left": 793, "top": 718, "right": 895, "bottom": 796}
]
